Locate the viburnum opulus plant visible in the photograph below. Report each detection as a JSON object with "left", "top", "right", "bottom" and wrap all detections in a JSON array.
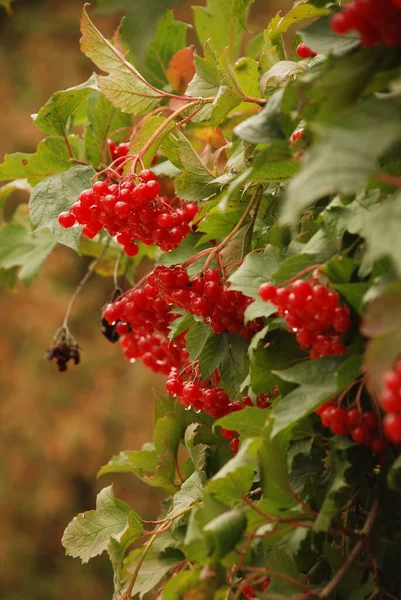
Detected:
[{"left": 3, "top": 0, "right": 401, "bottom": 597}]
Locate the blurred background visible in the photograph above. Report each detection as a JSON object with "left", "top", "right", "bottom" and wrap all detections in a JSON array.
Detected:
[{"left": 0, "top": 1, "right": 291, "bottom": 598}]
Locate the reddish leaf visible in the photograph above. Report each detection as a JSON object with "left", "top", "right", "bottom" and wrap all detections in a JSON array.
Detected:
[{"left": 167, "top": 47, "right": 196, "bottom": 94}]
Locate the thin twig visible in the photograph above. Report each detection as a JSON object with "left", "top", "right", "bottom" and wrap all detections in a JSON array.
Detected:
[
  {"left": 62, "top": 241, "right": 110, "bottom": 329},
  {"left": 318, "top": 499, "right": 379, "bottom": 599}
]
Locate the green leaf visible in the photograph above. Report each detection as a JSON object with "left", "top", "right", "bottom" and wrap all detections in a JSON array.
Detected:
[
  {"left": 244, "top": 298, "right": 277, "bottom": 323},
  {"left": 0, "top": 137, "right": 75, "bottom": 186},
  {"left": 108, "top": 511, "right": 146, "bottom": 597},
  {"left": 158, "top": 234, "right": 208, "bottom": 276},
  {"left": 98, "top": 448, "right": 157, "bottom": 477},
  {"left": 168, "top": 313, "right": 195, "bottom": 341},
  {"left": 197, "top": 202, "right": 245, "bottom": 244},
  {"left": 0, "top": 179, "right": 32, "bottom": 224},
  {"left": 193, "top": 0, "right": 243, "bottom": 60},
  {"left": 301, "top": 15, "right": 360, "bottom": 55},
  {"left": 129, "top": 115, "right": 176, "bottom": 168},
  {"left": 219, "top": 333, "right": 250, "bottom": 395},
  {"left": 388, "top": 454, "right": 401, "bottom": 493},
  {"left": 208, "top": 438, "right": 262, "bottom": 504},
  {"left": 272, "top": 357, "right": 345, "bottom": 436},
  {"left": 85, "top": 91, "right": 131, "bottom": 168},
  {"left": 29, "top": 165, "right": 96, "bottom": 252},
  {"left": 234, "top": 91, "right": 286, "bottom": 144},
  {"left": 333, "top": 283, "right": 370, "bottom": 315},
  {"left": 281, "top": 99, "right": 401, "bottom": 226},
  {"left": 260, "top": 60, "right": 307, "bottom": 95},
  {"left": 335, "top": 355, "right": 362, "bottom": 391},
  {"left": 215, "top": 407, "right": 268, "bottom": 438},
  {"left": 80, "top": 6, "right": 160, "bottom": 115},
  {"left": 199, "top": 333, "right": 229, "bottom": 380},
  {"left": 362, "top": 192, "right": 401, "bottom": 277},
  {"left": 260, "top": 423, "right": 296, "bottom": 509},
  {"left": 265, "top": 4, "right": 329, "bottom": 41},
  {"left": 62, "top": 486, "right": 142, "bottom": 564},
  {"left": 314, "top": 451, "right": 351, "bottom": 531},
  {"left": 172, "top": 471, "right": 205, "bottom": 516},
  {"left": 174, "top": 132, "right": 215, "bottom": 201},
  {"left": 142, "top": 10, "right": 189, "bottom": 88},
  {"left": 33, "top": 74, "right": 98, "bottom": 136},
  {"left": 185, "top": 424, "right": 209, "bottom": 474},
  {"left": 272, "top": 254, "right": 319, "bottom": 286},
  {"left": 232, "top": 0, "right": 255, "bottom": 29},
  {"left": 0, "top": 224, "right": 56, "bottom": 285},
  {"left": 161, "top": 570, "right": 200, "bottom": 600},
  {"left": 185, "top": 320, "right": 211, "bottom": 362},
  {"left": 203, "top": 509, "right": 247, "bottom": 559},
  {"left": 266, "top": 547, "right": 301, "bottom": 595},
  {"left": 127, "top": 552, "right": 182, "bottom": 599},
  {"left": 211, "top": 86, "right": 241, "bottom": 127},
  {"left": 153, "top": 414, "right": 182, "bottom": 458},
  {"left": 361, "top": 282, "right": 401, "bottom": 397},
  {"left": 250, "top": 331, "right": 306, "bottom": 395},
  {"left": 229, "top": 246, "right": 282, "bottom": 299}
]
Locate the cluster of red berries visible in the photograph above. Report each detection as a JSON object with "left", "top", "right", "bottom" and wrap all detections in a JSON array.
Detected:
[
  {"left": 242, "top": 577, "right": 270, "bottom": 599},
  {"left": 296, "top": 42, "right": 317, "bottom": 59},
  {"left": 331, "top": 0, "right": 401, "bottom": 47},
  {"left": 103, "top": 279, "right": 188, "bottom": 375},
  {"left": 316, "top": 401, "right": 387, "bottom": 456},
  {"left": 166, "top": 366, "right": 278, "bottom": 450},
  {"left": 380, "top": 359, "right": 401, "bottom": 443},
  {"left": 152, "top": 266, "right": 264, "bottom": 339},
  {"left": 107, "top": 139, "right": 130, "bottom": 160},
  {"left": 259, "top": 279, "right": 350, "bottom": 359},
  {"left": 58, "top": 170, "right": 198, "bottom": 254}
]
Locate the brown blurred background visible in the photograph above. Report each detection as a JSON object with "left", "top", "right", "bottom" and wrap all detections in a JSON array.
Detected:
[{"left": 0, "top": 1, "right": 291, "bottom": 598}]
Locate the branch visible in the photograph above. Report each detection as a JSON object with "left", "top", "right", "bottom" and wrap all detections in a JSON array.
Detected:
[{"left": 318, "top": 499, "right": 379, "bottom": 599}]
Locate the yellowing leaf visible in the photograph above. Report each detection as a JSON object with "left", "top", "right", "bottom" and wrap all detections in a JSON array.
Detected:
[{"left": 80, "top": 5, "right": 161, "bottom": 115}]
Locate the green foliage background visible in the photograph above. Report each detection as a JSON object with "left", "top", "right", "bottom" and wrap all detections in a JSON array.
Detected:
[{"left": 0, "top": 1, "right": 292, "bottom": 599}]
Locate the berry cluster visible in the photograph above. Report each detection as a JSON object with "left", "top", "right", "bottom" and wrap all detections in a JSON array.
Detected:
[
  {"left": 242, "top": 577, "right": 270, "bottom": 599},
  {"left": 58, "top": 170, "right": 198, "bottom": 254},
  {"left": 166, "top": 366, "right": 278, "bottom": 450},
  {"left": 316, "top": 401, "right": 387, "bottom": 455},
  {"left": 296, "top": 42, "right": 317, "bottom": 59},
  {"left": 380, "top": 359, "right": 401, "bottom": 443},
  {"left": 259, "top": 279, "right": 350, "bottom": 359},
  {"left": 107, "top": 139, "right": 130, "bottom": 161},
  {"left": 331, "top": 0, "right": 401, "bottom": 47},
  {"left": 152, "top": 265, "right": 264, "bottom": 339},
  {"left": 103, "top": 279, "right": 188, "bottom": 375},
  {"left": 45, "top": 339, "right": 80, "bottom": 372}
]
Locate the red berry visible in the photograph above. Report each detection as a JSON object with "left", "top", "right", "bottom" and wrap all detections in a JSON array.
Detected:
[
  {"left": 296, "top": 42, "right": 317, "bottom": 59},
  {"left": 361, "top": 412, "right": 379, "bottom": 431},
  {"left": 259, "top": 282, "right": 277, "bottom": 303},
  {"left": 230, "top": 437, "right": 240, "bottom": 454},
  {"left": 371, "top": 436, "right": 387, "bottom": 455},
  {"left": 352, "top": 427, "right": 372, "bottom": 446},
  {"left": 381, "top": 389, "right": 401, "bottom": 413},
  {"left": 58, "top": 212, "right": 76, "bottom": 228},
  {"left": 347, "top": 409, "right": 362, "bottom": 427},
  {"left": 138, "top": 169, "right": 156, "bottom": 182},
  {"left": 383, "top": 413, "right": 401, "bottom": 443},
  {"left": 331, "top": 12, "right": 352, "bottom": 35}
]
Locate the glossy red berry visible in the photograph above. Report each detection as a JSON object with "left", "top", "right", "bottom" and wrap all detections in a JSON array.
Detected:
[
  {"left": 296, "top": 42, "right": 317, "bottom": 59},
  {"left": 58, "top": 212, "right": 76, "bottom": 228},
  {"left": 383, "top": 413, "right": 401, "bottom": 443},
  {"left": 230, "top": 437, "right": 240, "bottom": 454}
]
